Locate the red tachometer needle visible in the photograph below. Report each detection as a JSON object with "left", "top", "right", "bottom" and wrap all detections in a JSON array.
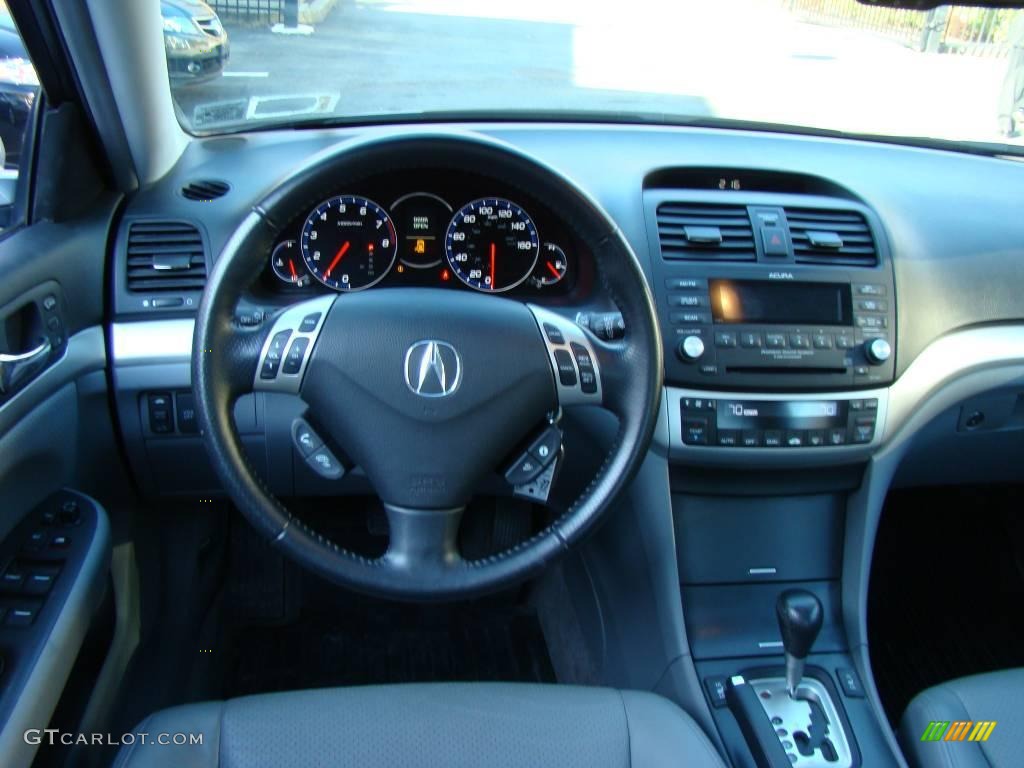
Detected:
[
  {"left": 545, "top": 261, "right": 561, "bottom": 279},
  {"left": 324, "top": 241, "right": 350, "bottom": 279},
  {"left": 489, "top": 242, "right": 496, "bottom": 288}
]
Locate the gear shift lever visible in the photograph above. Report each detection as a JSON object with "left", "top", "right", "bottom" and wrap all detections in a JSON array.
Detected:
[{"left": 776, "top": 589, "right": 823, "bottom": 697}]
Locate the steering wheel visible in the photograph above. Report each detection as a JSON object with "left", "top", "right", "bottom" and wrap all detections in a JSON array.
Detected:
[{"left": 193, "top": 132, "right": 663, "bottom": 600}]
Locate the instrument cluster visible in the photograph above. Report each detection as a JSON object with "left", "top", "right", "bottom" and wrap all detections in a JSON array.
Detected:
[{"left": 262, "top": 172, "right": 583, "bottom": 299}]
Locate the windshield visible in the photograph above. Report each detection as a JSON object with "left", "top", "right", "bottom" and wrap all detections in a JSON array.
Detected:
[{"left": 165, "top": 0, "right": 1024, "bottom": 148}]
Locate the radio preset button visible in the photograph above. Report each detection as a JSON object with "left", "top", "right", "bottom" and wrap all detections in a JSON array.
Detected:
[
  {"left": 857, "top": 299, "right": 888, "bottom": 312},
  {"left": 670, "top": 311, "right": 711, "bottom": 325},
  {"left": 666, "top": 278, "right": 707, "bottom": 290},
  {"left": 679, "top": 335, "right": 706, "bottom": 361},
  {"left": 856, "top": 284, "right": 886, "bottom": 296},
  {"left": 856, "top": 315, "right": 888, "bottom": 329},
  {"left": 714, "top": 332, "right": 737, "bottom": 348},
  {"left": 766, "top": 334, "right": 787, "bottom": 349},
  {"left": 740, "top": 333, "right": 763, "bottom": 348},
  {"left": 669, "top": 294, "right": 709, "bottom": 308},
  {"left": 836, "top": 335, "right": 856, "bottom": 349},
  {"left": 813, "top": 334, "right": 834, "bottom": 349},
  {"left": 789, "top": 334, "right": 811, "bottom": 349}
]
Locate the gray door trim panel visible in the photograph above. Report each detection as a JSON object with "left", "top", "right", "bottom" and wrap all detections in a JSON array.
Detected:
[
  {"left": 0, "top": 327, "right": 106, "bottom": 438},
  {"left": 0, "top": 496, "right": 111, "bottom": 768}
]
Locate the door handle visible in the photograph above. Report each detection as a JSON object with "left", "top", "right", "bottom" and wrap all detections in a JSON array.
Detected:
[{"left": 0, "top": 339, "right": 52, "bottom": 395}]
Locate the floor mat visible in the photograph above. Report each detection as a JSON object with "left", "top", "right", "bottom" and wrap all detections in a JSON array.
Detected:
[
  {"left": 868, "top": 486, "right": 1024, "bottom": 726},
  {"left": 225, "top": 603, "right": 555, "bottom": 696}
]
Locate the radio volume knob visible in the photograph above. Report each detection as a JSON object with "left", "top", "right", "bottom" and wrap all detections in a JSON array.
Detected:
[
  {"left": 679, "top": 335, "right": 705, "bottom": 362},
  {"left": 865, "top": 338, "right": 892, "bottom": 365}
]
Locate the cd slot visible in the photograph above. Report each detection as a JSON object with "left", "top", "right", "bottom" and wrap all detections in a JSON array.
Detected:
[{"left": 725, "top": 366, "right": 848, "bottom": 376}]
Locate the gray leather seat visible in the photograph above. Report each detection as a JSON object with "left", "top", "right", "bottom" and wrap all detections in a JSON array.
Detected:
[
  {"left": 114, "top": 683, "right": 726, "bottom": 768},
  {"left": 899, "top": 669, "right": 1023, "bottom": 768}
]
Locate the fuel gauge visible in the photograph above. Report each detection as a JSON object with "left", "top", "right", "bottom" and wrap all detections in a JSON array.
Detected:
[
  {"left": 271, "top": 240, "right": 311, "bottom": 288},
  {"left": 530, "top": 243, "right": 568, "bottom": 288}
]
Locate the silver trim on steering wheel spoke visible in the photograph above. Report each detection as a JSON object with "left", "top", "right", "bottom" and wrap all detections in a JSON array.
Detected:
[
  {"left": 527, "top": 304, "right": 602, "bottom": 406},
  {"left": 254, "top": 295, "right": 336, "bottom": 393}
]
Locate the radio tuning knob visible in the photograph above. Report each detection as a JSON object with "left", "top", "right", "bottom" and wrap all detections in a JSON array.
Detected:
[
  {"left": 679, "top": 335, "right": 705, "bottom": 361},
  {"left": 865, "top": 338, "right": 892, "bottom": 365}
]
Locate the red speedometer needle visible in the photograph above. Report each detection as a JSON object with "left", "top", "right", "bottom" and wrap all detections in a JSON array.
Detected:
[
  {"left": 545, "top": 261, "right": 561, "bottom": 279},
  {"left": 324, "top": 241, "right": 350, "bottom": 279},
  {"left": 489, "top": 243, "right": 496, "bottom": 288}
]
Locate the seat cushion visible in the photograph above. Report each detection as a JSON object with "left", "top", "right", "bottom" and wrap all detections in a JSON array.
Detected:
[
  {"left": 114, "top": 683, "right": 726, "bottom": 768},
  {"left": 899, "top": 668, "right": 1024, "bottom": 768}
]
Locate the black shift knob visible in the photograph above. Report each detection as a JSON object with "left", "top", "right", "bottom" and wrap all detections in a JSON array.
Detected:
[{"left": 776, "top": 589, "right": 823, "bottom": 659}]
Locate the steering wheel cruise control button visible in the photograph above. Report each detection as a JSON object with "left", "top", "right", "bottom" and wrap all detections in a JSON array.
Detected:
[
  {"left": 569, "top": 343, "right": 598, "bottom": 394},
  {"left": 543, "top": 323, "right": 565, "bottom": 345},
  {"left": 553, "top": 349, "right": 577, "bottom": 386},
  {"left": 306, "top": 447, "right": 344, "bottom": 480},
  {"left": 292, "top": 419, "right": 323, "bottom": 457}
]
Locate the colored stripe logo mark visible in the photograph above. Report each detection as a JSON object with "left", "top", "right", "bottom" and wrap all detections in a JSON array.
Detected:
[{"left": 921, "top": 721, "right": 996, "bottom": 742}]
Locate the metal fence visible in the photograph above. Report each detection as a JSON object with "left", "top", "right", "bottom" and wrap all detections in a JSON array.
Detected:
[
  {"left": 207, "top": 0, "right": 283, "bottom": 25},
  {"left": 783, "top": 1, "right": 1024, "bottom": 58}
]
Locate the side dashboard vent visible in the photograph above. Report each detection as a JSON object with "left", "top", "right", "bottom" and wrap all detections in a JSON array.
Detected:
[
  {"left": 655, "top": 202, "right": 756, "bottom": 261},
  {"left": 181, "top": 179, "right": 230, "bottom": 201},
  {"left": 786, "top": 208, "right": 877, "bottom": 266},
  {"left": 126, "top": 221, "right": 207, "bottom": 292}
]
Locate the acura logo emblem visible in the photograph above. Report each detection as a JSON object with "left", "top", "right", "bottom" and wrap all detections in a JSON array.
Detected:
[{"left": 404, "top": 340, "right": 461, "bottom": 398}]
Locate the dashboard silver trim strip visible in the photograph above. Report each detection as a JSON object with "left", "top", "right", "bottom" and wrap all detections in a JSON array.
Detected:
[{"left": 112, "top": 319, "right": 194, "bottom": 366}]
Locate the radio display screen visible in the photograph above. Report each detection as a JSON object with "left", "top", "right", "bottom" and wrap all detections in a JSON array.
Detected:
[
  {"left": 709, "top": 280, "right": 852, "bottom": 326},
  {"left": 717, "top": 400, "right": 848, "bottom": 431}
]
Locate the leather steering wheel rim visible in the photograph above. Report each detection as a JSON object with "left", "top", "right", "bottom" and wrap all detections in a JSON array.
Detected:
[{"left": 192, "top": 130, "right": 663, "bottom": 600}]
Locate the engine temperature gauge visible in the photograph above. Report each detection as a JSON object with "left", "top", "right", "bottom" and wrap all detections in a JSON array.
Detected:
[
  {"left": 271, "top": 240, "right": 311, "bottom": 288},
  {"left": 530, "top": 243, "right": 568, "bottom": 288}
]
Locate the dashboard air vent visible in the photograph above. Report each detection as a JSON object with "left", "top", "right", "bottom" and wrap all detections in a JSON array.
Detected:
[
  {"left": 181, "top": 179, "right": 230, "bottom": 201},
  {"left": 786, "top": 208, "right": 877, "bottom": 266},
  {"left": 126, "top": 221, "right": 207, "bottom": 292},
  {"left": 655, "top": 202, "right": 756, "bottom": 261}
]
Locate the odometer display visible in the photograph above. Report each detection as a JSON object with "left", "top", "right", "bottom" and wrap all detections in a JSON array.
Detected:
[
  {"left": 445, "top": 198, "right": 539, "bottom": 292},
  {"left": 300, "top": 195, "right": 397, "bottom": 291}
]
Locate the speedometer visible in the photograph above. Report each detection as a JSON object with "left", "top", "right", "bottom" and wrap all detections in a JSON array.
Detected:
[
  {"left": 444, "top": 198, "right": 540, "bottom": 292},
  {"left": 300, "top": 195, "right": 398, "bottom": 291}
]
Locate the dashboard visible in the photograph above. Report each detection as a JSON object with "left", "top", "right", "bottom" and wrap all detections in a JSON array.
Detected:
[
  {"left": 251, "top": 169, "right": 587, "bottom": 305},
  {"left": 108, "top": 122, "right": 1024, "bottom": 495}
]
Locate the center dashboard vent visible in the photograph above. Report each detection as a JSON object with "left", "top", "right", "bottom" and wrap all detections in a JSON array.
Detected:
[
  {"left": 786, "top": 208, "right": 877, "bottom": 266},
  {"left": 126, "top": 221, "right": 208, "bottom": 292},
  {"left": 655, "top": 202, "right": 756, "bottom": 261}
]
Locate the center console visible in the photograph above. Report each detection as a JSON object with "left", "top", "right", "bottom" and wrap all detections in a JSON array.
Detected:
[{"left": 643, "top": 186, "right": 902, "bottom": 767}]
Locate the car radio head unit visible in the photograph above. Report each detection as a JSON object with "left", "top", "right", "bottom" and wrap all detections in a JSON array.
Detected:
[{"left": 655, "top": 269, "right": 895, "bottom": 390}]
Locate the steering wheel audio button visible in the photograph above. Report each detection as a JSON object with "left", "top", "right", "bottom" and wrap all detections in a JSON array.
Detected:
[
  {"left": 292, "top": 418, "right": 323, "bottom": 458},
  {"left": 306, "top": 447, "right": 344, "bottom": 480}
]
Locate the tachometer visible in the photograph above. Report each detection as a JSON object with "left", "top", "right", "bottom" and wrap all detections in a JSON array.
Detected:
[
  {"left": 444, "top": 198, "right": 539, "bottom": 292},
  {"left": 300, "top": 195, "right": 398, "bottom": 291}
]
